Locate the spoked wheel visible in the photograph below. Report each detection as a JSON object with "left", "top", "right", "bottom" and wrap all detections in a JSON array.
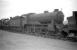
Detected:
[{"left": 47, "top": 31, "right": 55, "bottom": 36}]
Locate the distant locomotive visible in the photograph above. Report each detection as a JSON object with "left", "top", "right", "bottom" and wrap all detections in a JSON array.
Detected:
[{"left": 62, "top": 11, "right": 77, "bottom": 41}]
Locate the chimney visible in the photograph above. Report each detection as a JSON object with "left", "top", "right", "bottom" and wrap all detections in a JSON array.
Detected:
[
  {"left": 54, "top": 9, "right": 59, "bottom": 12},
  {"left": 10, "top": 17, "right": 12, "bottom": 19},
  {"left": 44, "top": 11, "right": 49, "bottom": 13}
]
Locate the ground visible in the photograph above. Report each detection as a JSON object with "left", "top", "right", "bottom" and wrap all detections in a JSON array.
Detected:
[{"left": 0, "top": 30, "right": 77, "bottom": 50}]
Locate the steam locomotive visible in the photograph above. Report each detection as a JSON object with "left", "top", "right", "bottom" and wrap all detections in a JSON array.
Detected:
[{"left": 0, "top": 9, "right": 64, "bottom": 36}]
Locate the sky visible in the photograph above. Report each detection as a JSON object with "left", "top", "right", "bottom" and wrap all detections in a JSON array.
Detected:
[{"left": 0, "top": 0, "right": 77, "bottom": 23}]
